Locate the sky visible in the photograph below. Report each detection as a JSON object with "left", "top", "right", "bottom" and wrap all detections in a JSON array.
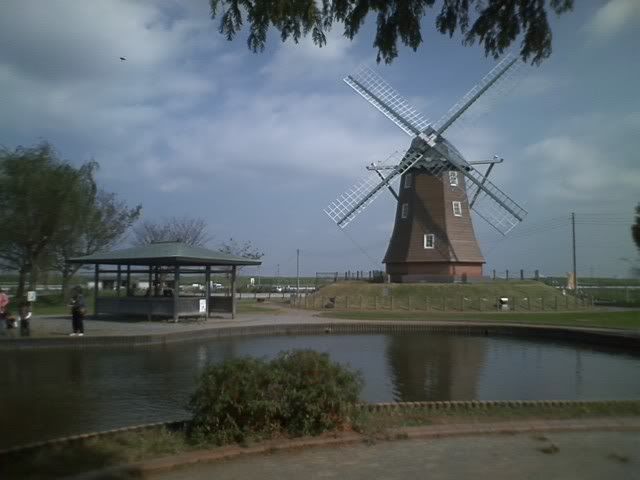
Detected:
[{"left": 1, "top": 0, "right": 639, "bottom": 279}]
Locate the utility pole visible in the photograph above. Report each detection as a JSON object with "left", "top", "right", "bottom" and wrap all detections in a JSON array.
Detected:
[
  {"left": 296, "top": 249, "right": 300, "bottom": 293},
  {"left": 571, "top": 212, "right": 577, "bottom": 290}
]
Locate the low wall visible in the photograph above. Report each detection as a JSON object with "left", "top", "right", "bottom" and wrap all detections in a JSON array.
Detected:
[
  {"left": 1, "top": 321, "right": 639, "bottom": 351},
  {"left": 1, "top": 399, "right": 638, "bottom": 457},
  {"left": 96, "top": 296, "right": 233, "bottom": 318}
]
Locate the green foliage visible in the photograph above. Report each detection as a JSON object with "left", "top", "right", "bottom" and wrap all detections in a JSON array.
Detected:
[
  {"left": 209, "top": 0, "right": 574, "bottom": 64},
  {"left": 188, "top": 350, "right": 363, "bottom": 444},
  {"left": 0, "top": 141, "right": 140, "bottom": 298}
]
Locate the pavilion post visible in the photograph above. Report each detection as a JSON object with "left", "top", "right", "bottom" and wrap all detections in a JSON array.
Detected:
[
  {"left": 94, "top": 264, "right": 99, "bottom": 316},
  {"left": 154, "top": 266, "right": 160, "bottom": 296},
  {"left": 126, "top": 265, "right": 131, "bottom": 296},
  {"left": 231, "top": 266, "right": 237, "bottom": 319},
  {"left": 205, "top": 265, "right": 211, "bottom": 319},
  {"left": 173, "top": 264, "right": 180, "bottom": 323},
  {"left": 116, "top": 265, "right": 121, "bottom": 297},
  {"left": 147, "top": 266, "right": 152, "bottom": 321}
]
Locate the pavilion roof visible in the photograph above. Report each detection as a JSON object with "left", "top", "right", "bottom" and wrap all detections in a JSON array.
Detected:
[{"left": 68, "top": 241, "right": 262, "bottom": 267}]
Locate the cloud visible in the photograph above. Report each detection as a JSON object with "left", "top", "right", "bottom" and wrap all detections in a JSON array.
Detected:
[
  {"left": 587, "top": 0, "right": 640, "bottom": 39},
  {"left": 0, "top": 0, "right": 405, "bottom": 195},
  {"left": 523, "top": 135, "right": 640, "bottom": 201},
  {"left": 260, "top": 28, "right": 356, "bottom": 86}
]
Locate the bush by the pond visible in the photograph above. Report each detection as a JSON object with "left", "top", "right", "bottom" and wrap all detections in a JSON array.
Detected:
[{"left": 188, "top": 350, "right": 363, "bottom": 444}]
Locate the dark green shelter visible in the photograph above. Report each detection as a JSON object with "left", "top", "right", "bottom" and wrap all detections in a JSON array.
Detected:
[{"left": 68, "top": 241, "right": 262, "bottom": 321}]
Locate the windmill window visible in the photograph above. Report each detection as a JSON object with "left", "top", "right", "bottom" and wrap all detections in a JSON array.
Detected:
[
  {"left": 404, "top": 173, "right": 412, "bottom": 189},
  {"left": 424, "top": 234, "right": 435, "bottom": 249},
  {"left": 452, "top": 201, "right": 462, "bottom": 217},
  {"left": 449, "top": 171, "right": 459, "bottom": 186},
  {"left": 401, "top": 203, "right": 409, "bottom": 219}
]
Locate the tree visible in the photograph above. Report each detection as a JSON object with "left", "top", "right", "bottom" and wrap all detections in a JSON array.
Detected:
[
  {"left": 209, "top": 0, "right": 574, "bottom": 64},
  {"left": 218, "top": 237, "right": 264, "bottom": 259},
  {"left": 132, "top": 216, "right": 211, "bottom": 246},
  {"left": 633, "top": 203, "right": 640, "bottom": 252},
  {"left": 0, "top": 143, "right": 98, "bottom": 298},
  {"left": 51, "top": 190, "right": 141, "bottom": 298}
]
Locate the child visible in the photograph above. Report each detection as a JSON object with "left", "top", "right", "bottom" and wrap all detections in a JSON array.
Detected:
[{"left": 4, "top": 308, "right": 18, "bottom": 330}]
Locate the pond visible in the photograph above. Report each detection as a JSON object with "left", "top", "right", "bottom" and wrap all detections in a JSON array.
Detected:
[{"left": 1, "top": 332, "right": 639, "bottom": 449}]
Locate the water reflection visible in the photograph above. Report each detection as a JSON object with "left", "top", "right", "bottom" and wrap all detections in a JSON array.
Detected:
[
  {"left": 0, "top": 332, "right": 639, "bottom": 449},
  {"left": 387, "top": 334, "right": 487, "bottom": 401}
]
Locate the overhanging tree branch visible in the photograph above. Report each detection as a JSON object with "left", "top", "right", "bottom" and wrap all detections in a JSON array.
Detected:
[{"left": 210, "top": 0, "right": 574, "bottom": 64}]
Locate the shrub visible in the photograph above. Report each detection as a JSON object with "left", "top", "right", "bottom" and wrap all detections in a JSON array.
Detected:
[{"left": 188, "top": 350, "right": 362, "bottom": 444}]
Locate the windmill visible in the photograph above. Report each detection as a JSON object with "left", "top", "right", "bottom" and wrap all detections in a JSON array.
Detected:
[{"left": 324, "top": 54, "right": 527, "bottom": 282}]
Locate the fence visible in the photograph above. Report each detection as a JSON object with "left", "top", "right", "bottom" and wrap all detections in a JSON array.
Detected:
[
  {"left": 577, "top": 286, "right": 640, "bottom": 307},
  {"left": 316, "top": 269, "right": 550, "bottom": 285},
  {"left": 315, "top": 271, "right": 385, "bottom": 289},
  {"left": 289, "top": 293, "right": 594, "bottom": 312},
  {"left": 490, "top": 269, "right": 544, "bottom": 281}
]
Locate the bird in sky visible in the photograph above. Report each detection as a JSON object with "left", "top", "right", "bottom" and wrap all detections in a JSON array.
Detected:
[{"left": 119, "top": 56, "right": 127, "bottom": 61}]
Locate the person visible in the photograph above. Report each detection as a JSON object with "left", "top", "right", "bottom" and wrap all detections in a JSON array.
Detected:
[
  {"left": 0, "top": 288, "right": 9, "bottom": 328},
  {"left": 18, "top": 299, "right": 32, "bottom": 337},
  {"left": 4, "top": 308, "right": 18, "bottom": 332},
  {"left": 69, "top": 288, "right": 86, "bottom": 336}
]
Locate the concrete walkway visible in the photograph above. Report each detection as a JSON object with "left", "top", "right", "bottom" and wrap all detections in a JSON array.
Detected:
[
  {"left": 152, "top": 429, "right": 640, "bottom": 480},
  {"left": 1, "top": 303, "right": 639, "bottom": 348},
  {"left": 0, "top": 304, "right": 316, "bottom": 338}
]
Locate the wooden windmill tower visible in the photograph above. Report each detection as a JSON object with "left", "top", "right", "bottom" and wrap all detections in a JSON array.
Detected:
[{"left": 325, "top": 54, "right": 527, "bottom": 282}]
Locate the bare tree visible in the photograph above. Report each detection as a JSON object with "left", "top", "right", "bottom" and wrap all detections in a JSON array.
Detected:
[
  {"left": 218, "top": 237, "right": 263, "bottom": 259},
  {"left": 132, "top": 216, "right": 211, "bottom": 246},
  {"left": 51, "top": 190, "right": 141, "bottom": 298}
]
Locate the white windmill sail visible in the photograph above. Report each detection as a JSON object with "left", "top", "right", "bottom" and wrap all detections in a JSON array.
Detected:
[
  {"left": 344, "top": 66, "right": 431, "bottom": 137},
  {"left": 327, "top": 53, "right": 527, "bottom": 234},
  {"left": 324, "top": 150, "right": 424, "bottom": 228},
  {"left": 428, "top": 139, "right": 526, "bottom": 234},
  {"left": 432, "top": 53, "right": 519, "bottom": 136},
  {"left": 463, "top": 168, "right": 527, "bottom": 234}
]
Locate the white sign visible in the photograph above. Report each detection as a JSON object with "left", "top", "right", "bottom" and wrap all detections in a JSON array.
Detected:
[
  {"left": 199, "top": 298, "right": 207, "bottom": 313},
  {"left": 27, "top": 291, "right": 37, "bottom": 302}
]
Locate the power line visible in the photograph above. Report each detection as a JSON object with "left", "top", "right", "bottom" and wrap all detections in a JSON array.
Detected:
[{"left": 340, "top": 228, "right": 380, "bottom": 269}]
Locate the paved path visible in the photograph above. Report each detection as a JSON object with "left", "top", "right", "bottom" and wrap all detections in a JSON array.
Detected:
[
  {"left": 152, "top": 429, "right": 640, "bottom": 480},
  {"left": 1, "top": 303, "right": 639, "bottom": 345},
  {"left": 0, "top": 304, "right": 318, "bottom": 338}
]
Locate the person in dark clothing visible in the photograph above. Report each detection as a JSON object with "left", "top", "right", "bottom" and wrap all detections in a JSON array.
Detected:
[
  {"left": 0, "top": 287, "right": 10, "bottom": 330},
  {"left": 69, "top": 288, "right": 86, "bottom": 336},
  {"left": 18, "top": 299, "right": 32, "bottom": 337}
]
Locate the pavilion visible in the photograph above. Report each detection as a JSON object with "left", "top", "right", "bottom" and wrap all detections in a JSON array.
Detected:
[{"left": 68, "top": 241, "right": 262, "bottom": 321}]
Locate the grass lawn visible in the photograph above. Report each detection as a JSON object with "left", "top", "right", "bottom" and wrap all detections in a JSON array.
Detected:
[
  {"left": 319, "top": 310, "right": 640, "bottom": 330},
  {"left": 317, "top": 280, "right": 566, "bottom": 300},
  {"left": 3, "top": 402, "right": 639, "bottom": 480},
  {"left": 236, "top": 301, "right": 285, "bottom": 315}
]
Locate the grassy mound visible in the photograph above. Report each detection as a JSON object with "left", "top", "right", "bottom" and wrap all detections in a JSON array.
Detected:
[
  {"left": 309, "top": 281, "right": 579, "bottom": 312},
  {"left": 318, "top": 280, "right": 561, "bottom": 298}
]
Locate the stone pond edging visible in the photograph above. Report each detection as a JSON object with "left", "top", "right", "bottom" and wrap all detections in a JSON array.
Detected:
[
  {"left": 1, "top": 319, "right": 639, "bottom": 350},
  {"left": 1, "top": 400, "right": 638, "bottom": 457},
  {"left": 107, "top": 417, "right": 640, "bottom": 479}
]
